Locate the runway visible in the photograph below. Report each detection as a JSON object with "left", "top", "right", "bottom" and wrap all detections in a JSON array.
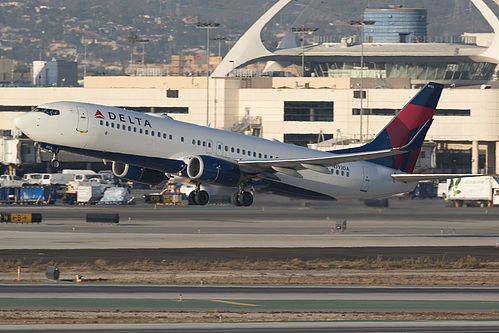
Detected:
[
  {"left": 2, "top": 321, "right": 499, "bottom": 333},
  {"left": 2, "top": 284, "right": 499, "bottom": 332},
  {"left": 3, "top": 284, "right": 499, "bottom": 303},
  {"left": 0, "top": 195, "right": 499, "bottom": 249},
  {"left": 1, "top": 195, "right": 499, "bottom": 330}
]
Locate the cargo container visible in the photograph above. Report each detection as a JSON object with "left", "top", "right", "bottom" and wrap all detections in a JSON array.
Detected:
[
  {"left": 18, "top": 187, "right": 55, "bottom": 204},
  {"left": 76, "top": 185, "right": 102, "bottom": 204}
]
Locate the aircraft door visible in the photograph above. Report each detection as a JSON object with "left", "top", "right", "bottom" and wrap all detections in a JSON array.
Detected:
[
  {"left": 76, "top": 106, "right": 89, "bottom": 133},
  {"left": 206, "top": 139, "right": 214, "bottom": 154},
  {"left": 360, "top": 166, "right": 371, "bottom": 192},
  {"left": 216, "top": 141, "right": 224, "bottom": 156}
]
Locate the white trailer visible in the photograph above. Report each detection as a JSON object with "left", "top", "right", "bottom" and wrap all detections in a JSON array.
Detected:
[{"left": 445, "top": 176, "right": 499, "bottom": 207}]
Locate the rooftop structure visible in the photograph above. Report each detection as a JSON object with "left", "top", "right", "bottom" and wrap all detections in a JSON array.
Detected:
[
  {"left": 213, "top": 0, "right": 499, "bottom": 87},
  {"left": 363, "top": 5, "right": 427, "bottom": 43}
]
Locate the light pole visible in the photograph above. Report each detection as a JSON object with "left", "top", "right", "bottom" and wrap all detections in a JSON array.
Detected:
[
  {"left": 136, "top": 37, "right": 150, "bottom": 66},
  {"left": 196, "top": 21, "right": 220, "bottom": 127},
  {"left": 291, "top": 26, "right": 318, "bottom": 77},
  {"left": 348, "top": 20, "right": 375, "bottom": 143},
  {"left": 210, "top": 35, "right": 227, "bottom": 62}
]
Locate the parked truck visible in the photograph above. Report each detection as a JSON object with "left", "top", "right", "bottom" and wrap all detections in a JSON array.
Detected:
[
  {"left": 0, "top": 175, "right": 27, "bottom": 187},
  {"left": 440, "top": 176, "right": 499, "bottom": 207}
]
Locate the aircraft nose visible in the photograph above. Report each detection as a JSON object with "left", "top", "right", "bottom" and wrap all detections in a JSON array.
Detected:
[{"left": 14, "top": 112, "right": 37, "bottom": 137}]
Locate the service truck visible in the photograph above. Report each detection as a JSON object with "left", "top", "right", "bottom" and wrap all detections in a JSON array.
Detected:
[
  {"left": 442, "top": 176, "right": 499, "bottom": 207},
  {"left": 0, "top": 175, "right": 27, "bottom": 187}
]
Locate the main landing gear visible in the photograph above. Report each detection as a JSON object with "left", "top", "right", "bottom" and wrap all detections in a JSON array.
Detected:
[
  {"left": 233, "top": 184, "right": 254, "bottom": 207},
  {"left": 188, "top": 182, "right": 209, "bottom": 206},
  {"left": 50, "top": 153, "right": 60, "bottom": 169},
  {"left": 187, "top": 182, "right": 254, "bottom": 207}
]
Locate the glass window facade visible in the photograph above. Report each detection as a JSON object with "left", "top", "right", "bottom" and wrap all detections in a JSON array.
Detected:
[
  {"left": 284, "top": 133, "right": 333, "bottom": 147},
  {"left": 308, "top": 61, "right": 495, "bottom": 81},
  {"left": 352, "top": 108, "right": 471, "bottom": 116},
  {"left": 284, "top": 101, "right": 334, "bottom": 122}
]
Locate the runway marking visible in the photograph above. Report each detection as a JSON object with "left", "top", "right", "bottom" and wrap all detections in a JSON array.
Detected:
[{"left": 198, "top": 299, "right": 262, "bottom": 307}]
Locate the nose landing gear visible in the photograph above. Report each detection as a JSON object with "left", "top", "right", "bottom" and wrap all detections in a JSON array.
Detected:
[{"left": 50, "top": 153, "right": 60, "bottom": 169}]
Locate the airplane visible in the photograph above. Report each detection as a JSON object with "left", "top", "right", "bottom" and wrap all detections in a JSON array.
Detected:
[{"left": 14, "top": 81, "right": 459, "bottom": 206}]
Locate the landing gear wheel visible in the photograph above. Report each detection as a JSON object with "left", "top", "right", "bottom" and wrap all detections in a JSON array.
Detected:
[
  {"left": 188, "top": 192, "right": 197, "bottom": 205},
  {"left": 233, "top": 192, "right": 243, "bottom": 206},
  {"left": 50, "top": 159, "right": 60, "bottom": 169},
  {"left": 195, "top": 190, "right": 209, "bottom": 206},
  {"left": 238, "top": 191, "right": 254, "bottom": 207}
]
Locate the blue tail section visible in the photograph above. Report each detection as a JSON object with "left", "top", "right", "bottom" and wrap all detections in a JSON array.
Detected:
[{"left": 330, "top": 82, "right": 444, "bottom": 173}]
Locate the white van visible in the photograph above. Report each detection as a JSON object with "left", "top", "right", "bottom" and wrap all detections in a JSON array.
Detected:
[
  {"left": 23, "top": 173, "right": 44, "bottom": 185},
  {"left": 40, "top": 173, "right": 74, "bottom": 186}
]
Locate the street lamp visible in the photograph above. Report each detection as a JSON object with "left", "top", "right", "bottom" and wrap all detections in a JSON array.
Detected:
[
  {"left": 348, "top": 20, "right": 375, "bottom": 143},
  {"left": 196, "top": 21, "right": 220, "bottom": 126},
  {"left": 291, "top": 26, "right": 318, "bottom": 77}
]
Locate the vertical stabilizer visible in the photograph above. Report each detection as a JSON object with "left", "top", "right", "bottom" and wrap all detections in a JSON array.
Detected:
[{"left": 331, "top": 82, "right": 444, "bottom": 173}]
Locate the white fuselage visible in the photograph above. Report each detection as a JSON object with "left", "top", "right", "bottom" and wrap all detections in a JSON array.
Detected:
[{"left": 14, "top": 101, "right": 417, "bottom": 200}]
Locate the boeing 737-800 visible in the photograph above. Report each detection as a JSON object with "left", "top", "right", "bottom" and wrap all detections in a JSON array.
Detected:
[{"left": 15, "top": 82, "right": 450, "bottom": 206}]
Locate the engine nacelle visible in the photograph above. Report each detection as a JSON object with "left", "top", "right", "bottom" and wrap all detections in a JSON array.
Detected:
[
  {"left": 112, "top": 162, "right": 166, "bottom": 185},
  {"left": 187, "top": 155, "right": 242, "bottom": 187}
]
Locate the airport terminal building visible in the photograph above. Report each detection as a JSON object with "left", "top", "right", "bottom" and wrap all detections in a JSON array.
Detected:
[{"left": 1, "top": 0, "right": 499, "bottom": 176}]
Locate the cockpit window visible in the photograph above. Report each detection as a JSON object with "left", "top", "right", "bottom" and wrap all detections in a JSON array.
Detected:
[{"left": 35, "top": 107, "right": 60, "bottom": 116}]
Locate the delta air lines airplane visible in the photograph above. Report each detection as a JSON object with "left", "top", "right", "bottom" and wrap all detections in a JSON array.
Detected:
[{"left": 15, "top": 82, "right": 452, "bottom": 206}]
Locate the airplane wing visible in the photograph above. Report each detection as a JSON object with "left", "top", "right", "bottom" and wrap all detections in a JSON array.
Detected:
[
  {"left": 238, "top": 120, "right": 431, "bottom": 178},
  {"left": 391, "top": 174, "right": 483, "bottom": 182}
]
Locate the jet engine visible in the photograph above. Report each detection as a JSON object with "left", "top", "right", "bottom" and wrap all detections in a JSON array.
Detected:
[
  {"left": 112, "top": 162, "right": 166, "bottom": 185},
  {"left": 186, "top": 155, "right": 242, "bottom": 187}
]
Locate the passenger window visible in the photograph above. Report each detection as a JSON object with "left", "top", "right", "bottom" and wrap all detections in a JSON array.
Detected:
[
  {"left": 259, "top": 153, "right": 262, "bottom": 158},
  {"left": 192, "top": 139, "right": 195, "bottom": 144},
  {"left": 181, "top": 137, "right": 184, "bottom": 142},
  {"left": 106, "top": 121, "right": 109, "bottom": 126},
  {"left": 237, "top": 148, "right": 240, "bottom": 154},
  {"left": 117, "top": 124, "right": 120, "bottom": 129},
  {"left": 336, "top": 170, "right": 339, "bottom": 175},
  {"left": 242, "top": 149, "right": 245, "bottom": 154},
  {"left": 145, "top": 130, "right": 149, "bottom": 135},
  {"left": 128, "top": 126, "right": 131, "bottom": 131},
  {"left": 225, "top": 146, "right": 228, "bottom": 152},
  {"left": 163, "top": 133, "right": 166, "bottom": 139},
  {"left": 346, "top": 172, "right": 350, "bottom": 177},
  {"left": 341, "top": 171, "right": 344, "bottom": 176},
  {"left": 169, "top": 134, "right": 172, "bottom": 140},
  {"left": 158, "top": 132, "right": 161, "bottom": 138},
  {"left": 140, "top": 129, "right": 143, "bottom": 134},
  {"left": 151, "top": 131, "right": 155, "bottom": 136},
  {"left": 203, "top": 141, "right": 206, "bottom": 147},
  {"left": 264, "top": 154, "right": 267, "bottom": 158},
  {"left": 248, "top": 151, "right": 251, "bottom": 156},
  {"left": 100, "top": 120, "right": 103, "bottom": 126},
  {"left": 111, "top": 123, "right": 114, "bottom": 128},
  {"left": 134, "top": 128, "right": 137, "bottom": 133},
  {"left": 197, "top": 140, "right": 201, "bottom": 146},
  {"left": 231, "top": 147, "right": 234, "bottom": 153},
  {"left": 208, "top": 142, "right": 211, "bottom": 148}
]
